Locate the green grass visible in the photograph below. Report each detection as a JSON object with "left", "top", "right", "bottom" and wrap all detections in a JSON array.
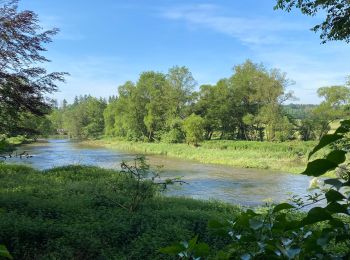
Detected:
[
  {"left": 0, "top": 163, "right": 240, "bottom": 259},
  {"left": 0, "top": 136, "right": 33, "bottom": 153},
  {"left": 84, "top": 138, "right": 319, "bottom": 173}
]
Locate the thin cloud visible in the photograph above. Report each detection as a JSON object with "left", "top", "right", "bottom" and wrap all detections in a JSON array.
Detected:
[{"left": 160, "top": 4, "right": 307, "bottom": 45}]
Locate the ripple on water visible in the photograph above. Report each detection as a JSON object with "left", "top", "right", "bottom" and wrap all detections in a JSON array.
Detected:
[{"left": 8, "top": 139, "right": 314, "bottom": 207}]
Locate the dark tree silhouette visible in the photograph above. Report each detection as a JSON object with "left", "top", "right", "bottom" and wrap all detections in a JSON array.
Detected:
[
  {"left": 0, "top": 0, "right": 67, "bottom": 133},
  {"left": 275, "top": 0, "right": 350, "bottom": 43}
]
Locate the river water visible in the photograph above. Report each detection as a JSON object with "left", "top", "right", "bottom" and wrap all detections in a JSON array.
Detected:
[{"left": 5, "top": 139, "right": 314, "bottom": 207}]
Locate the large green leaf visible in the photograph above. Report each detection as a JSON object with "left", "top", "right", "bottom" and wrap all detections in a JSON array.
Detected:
[
  {"left": 308, "top": 134, "right": 343, "bottom": 159},
  {"left": 325, "top": 202, "right": 348, "bottom": 214},
  {"left": 272, "top": 203, "right": 295, "bottom": 213},
  {"left": 300, "top": 207, "right": 333, "bottom": 226},
  {"left": 301, "top": 159, "right": 339, "bottom": 177},
  {"left": 325, "top": 189, "right": 345, "bottom": 202},
  {"left": 326, "top": 150, "right": 346, "bottom": 164},
  {"left": 335, "top": 120, "right": 350, "bottom": 134}
]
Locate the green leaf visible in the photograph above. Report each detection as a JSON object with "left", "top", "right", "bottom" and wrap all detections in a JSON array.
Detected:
[
  {"left": 194, "top": 242, "right": 210, "bottom": 257},
  {"left": 188, "top": 235, "right": 198, "bottom": 250},
  {"left": 0, "top": 245, "right": 12, "bottom": 260},
  {"left": 335, "top": 120, "right": 350, "bottom": 134},
  {"left": 301, "top": 159, "right": 338, "bottom": 177},
  {"left": 324, "top": 178, "right": 343, "bottom": 190},
  {"left": 326, "top": 150, "right": 346, "bottom": 164},
  {"left": 273, "top": 203, "right": 295, "bottom": 213},
  {"left": 308, "top": 134, "right": 343, "bottom": 159},
  {"left": 159, "top": 244, "right": 185, "bottom": 255},
  {"left": 325, "top": 202, "right": 348, "bottom": 214},
  {"left": 329, "top": 218, "right": 344, "bottom": 228},
  {"left": 301, "top": 207, "right": 333, "bottom": 226},
  {"left": 246, "top": 209, "right": 259, "bottom": 216},
  {"left": 325, "top": 190, "right": 345, "bottom": 202}
]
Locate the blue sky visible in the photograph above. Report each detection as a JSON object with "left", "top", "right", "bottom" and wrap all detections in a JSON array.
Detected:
[{"left": 20, "top": 0, "right": 350, "bottom": 104}]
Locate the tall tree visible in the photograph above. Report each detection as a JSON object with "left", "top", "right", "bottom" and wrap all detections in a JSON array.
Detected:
[{"left": 0, "top": 0, "right": 67, "bottom": 134}]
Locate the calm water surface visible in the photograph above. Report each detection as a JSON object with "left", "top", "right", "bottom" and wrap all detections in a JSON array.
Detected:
[{"left": 8, "top": 139, "right": 314, "bottom": 207}]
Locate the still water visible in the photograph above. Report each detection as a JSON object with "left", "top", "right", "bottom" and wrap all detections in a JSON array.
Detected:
[{"left": 7, "top": 139, "right": 314, "bottom": 207}]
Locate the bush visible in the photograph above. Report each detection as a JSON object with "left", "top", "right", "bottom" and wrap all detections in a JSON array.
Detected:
[
  {"left": 0, "top": 162, "right": 240, "bottom": 259},
  {"left": 183, "top": 114, "right": 205, "bottom": 145}
]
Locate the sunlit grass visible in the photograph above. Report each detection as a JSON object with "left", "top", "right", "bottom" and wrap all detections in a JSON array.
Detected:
[
  {"left": 85, "top": 139, "right": 320, "bottom": 174},
  {"left": 0, "top": 163, "right": 240, "bottom": 259}
]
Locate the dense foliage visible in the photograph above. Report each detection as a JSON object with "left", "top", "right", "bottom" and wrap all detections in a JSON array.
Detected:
[
  {"left": 49, "top": 95, "right": 107, "bottom": 139},
  {"left": 162, "top": 120, "right": 350, "bottom": 259},
  {"left": 0, "top": 0, "right": 66, "bottom": 135},
  {"left": 49, "top": 61, "right": 350, "bottom": 143},
  {"left": 0, "top": 163, "right": 239, "bottom": 259},
  {"left": 275, "top": 0, "right": 350, "bottom": 43}
]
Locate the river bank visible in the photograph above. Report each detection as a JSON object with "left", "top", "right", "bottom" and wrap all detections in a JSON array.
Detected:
[
  {"left": 83, "top": 138, "right": 318, "bottom": 174},
  {"left": 0, "top": 136, "right": 34, "bottom": 153},
  {"left": 0, "top": 163, "right": 241, "bottom": 259}
]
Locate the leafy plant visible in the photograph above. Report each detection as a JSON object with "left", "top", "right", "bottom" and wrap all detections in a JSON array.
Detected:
[
  {"left": 161, "top": 120, "right": 350, "bottom": 259},
  {"left": 159, "top": 235, "right": 209, "bottom": 260},
  {"left": 115, "top": 155, "right": 187, "bottom": 212}
]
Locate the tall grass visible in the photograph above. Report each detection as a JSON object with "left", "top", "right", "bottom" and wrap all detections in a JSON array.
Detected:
[
  {"left": 85, "top": 139, "right": 319, "bottom": 173},
  {"left": 0, "top": 164, "right": 240, "bottom": 259}
]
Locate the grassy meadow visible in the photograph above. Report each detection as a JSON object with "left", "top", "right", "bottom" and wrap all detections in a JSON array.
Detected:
[
  {"left": 84, "top": 138, "right": 319, "bottom": 173},
  {"left": 0, "top": 163, "right": 240, "bottom": 259}
]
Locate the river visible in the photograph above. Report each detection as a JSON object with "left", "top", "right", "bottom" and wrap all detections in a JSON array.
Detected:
[{"left": 5, "top": 139, "right": 314, "bottom": 207}]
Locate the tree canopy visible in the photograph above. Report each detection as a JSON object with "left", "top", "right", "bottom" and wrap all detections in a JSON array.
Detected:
[
  {"left": 0, "top": 0, "right": 66, "bottom": 134},
  {"left": 275, "top": 0, "right": 350, "bottom": 43}
]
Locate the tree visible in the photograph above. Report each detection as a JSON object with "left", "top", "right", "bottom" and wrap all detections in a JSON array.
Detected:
[
  {"left": 275, "top": 0, "right": 350, "bottom": 43},
  {"left": 311, "top": 85, "right": 350, "bottom": 139},
  {"left": 230, "top": 60, "right": 294, "bottom": 141},
  {"left": 56, "top": 97, "right": 106, "bottom": 139},
  {"left": 0, "top": 0, "right": 67, "bottom": 134},
  {"left": 165, "top": 66, "right": 196, "bottom": 119},
  {"left": 183, "top": 114, "right": 205, "bottom": 146}
]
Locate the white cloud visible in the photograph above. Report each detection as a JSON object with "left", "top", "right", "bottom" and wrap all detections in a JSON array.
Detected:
[
  {"left": 160, "top": 3, "right": 350, "bottom": 103},
  {"left": 161, "top": 4, "right": 307, "bottom": 45}
]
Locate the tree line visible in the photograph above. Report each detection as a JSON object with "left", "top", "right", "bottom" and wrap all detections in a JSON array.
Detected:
[{"left": 49, "top": 60, "right": 350, "bottom": 144}]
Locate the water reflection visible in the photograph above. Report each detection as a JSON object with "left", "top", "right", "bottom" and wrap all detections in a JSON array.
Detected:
[{"left": 7, "top": 139, "right": 313, "bottom": 207}]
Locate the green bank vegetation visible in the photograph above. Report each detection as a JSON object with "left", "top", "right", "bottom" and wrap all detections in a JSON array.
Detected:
[
  {"left": 0, "top": 163, "right": 240, "bottom": 259},
  {"left": 86, "top": 139, "right": 319, "bottom": 173},
  {"left": 160, "top": 120, "right": 350, "bottom": 259},
  {"left": 0, "top": 136, "right": 34, "bottom": 153}
]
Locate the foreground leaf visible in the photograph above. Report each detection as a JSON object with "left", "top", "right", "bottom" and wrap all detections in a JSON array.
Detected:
[
  {"left": 273, "top": 203, "right": 295, "bottom": 213},
  {"left": 301, "top": 207, "right": 333, "bottom": 226},
  {"left": 308, "top": 134, "right": 343, "bottom": 159},
  {"left": 301, "top": 159, "right": 339, "bottom": 177}
]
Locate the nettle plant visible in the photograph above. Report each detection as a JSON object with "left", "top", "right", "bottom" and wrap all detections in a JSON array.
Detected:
[{"left": 161, "top": 120, "right": 350, "bottom": 259}]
